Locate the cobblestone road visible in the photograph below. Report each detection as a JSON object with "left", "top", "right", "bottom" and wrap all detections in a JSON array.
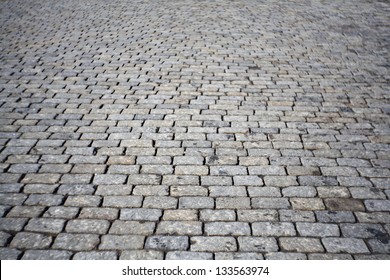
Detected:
[{"left": 1, "top": 0, "right": 389, "bottom": 260}]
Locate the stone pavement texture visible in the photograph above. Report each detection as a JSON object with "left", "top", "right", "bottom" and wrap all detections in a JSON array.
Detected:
[{"left": 0, "top": 0, "right": 389, "bottom": 260}]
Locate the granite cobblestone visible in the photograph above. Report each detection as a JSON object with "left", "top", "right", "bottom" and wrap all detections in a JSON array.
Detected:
[{"left": 0, "top": 0, "right": 389, "bottom": 259}]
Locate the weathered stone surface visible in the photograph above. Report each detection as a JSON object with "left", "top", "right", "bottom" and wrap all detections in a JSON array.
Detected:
[
  {"left": 252, "top": 222, "right": 296, "bottom": 237},
  {"left": 99, "top": 235, "right": 145, "bottom": 250},
  {"left": 322, "top": 238, "right": 370, "bottom": 254},
  {"left": 205, "top": 222, "right": 251, "bottom": 236},
  {"left": 22, "top": 250, "right": 73, "bottom": 260},
  {"left": 238, "top": 237, "right": 279, "bottom": 252},
  {"left": 53, "top": 234, "right": 100, "bottom": 251},
  {"left": 280, "top": 237, "right": 324, "bottom": 253},
  {"left": 166, "top": 251, "right": 213, "bottom": 260},
  {"left": 145, "top": 236, "right": 189, "bottom": 251},
  {"left": 297, "top": 223, "right": 340, "bottom": 237},
  {"left": 191, "top": 237, "right": 237, "bottom": 252},
  {"left": 0, "top": 0, "right": 389, "bottom": 260},
  {"left": 120, "top": 250, "right": 164, "bottom": 260},
  {"left": 73, "top": 251, "right": 118, "bottom": 260},
  {"left": 10, "top": 233, "right": 52, "bottom": 249}
]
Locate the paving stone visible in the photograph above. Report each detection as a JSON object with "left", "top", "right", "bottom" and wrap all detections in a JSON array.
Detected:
[
  {"left": 282, "top": 186, "right": 317, "bottom": 197},
  {"left": 23, "top": 184, "right": 57, "bottom": 194},
  {"left": 162, "top": 175, "right": 199, "bottom": 185},
  {"left": 0, "top": 205, "right": 10, "bottom": 217},
  {"left": 205, "top": 222, "right": 250, "bottom": 236},
  {"left": 355, "top": 212, "right": 390, "bottom": 224},
  {"left": 0, "top": 218, "right": 28, "bottom": 231},
  {"left": 191, "top": 236, "right": 237, "bottom": 252},
  {"left": 6, "top": 206, "right": 45, "bottom": 218},
  {"left": 166, "top": 251, "right": 213, "bottom": 260},
  {"left": 0, "top": 193, "right": 27, "bottom": 206},
  {"left": 308, "top": 253, "right": 353, "bottom": 260},
  {"left": 10, "top": 232, "right": 52, "bottom": 249},
  {"left": 173, "top": 156, "right": 204, "bottom": 165},
  {"left": 25, "top": 218, "right": 65, "bottom": 234},
  {"left": 156, "top": 221, "right": 202, "bottom": 235},
  {"left": 251, "top": 198, "right": 290, "bottom": 209},
  {"left": 93, "top": 174, "right": 127, "bottom": 185},
  {"left": 349, "top": 187, "right": 386, "bottom": 199},
  {"left": 215, "top": 252, "right": 264, "bottom": 260},
  {"left": 238, "top": 237, "right": 278, "bottom": 252},
  {"left": 71, "top": 164, "right": 106, "bottom": 174},
  {"left": 210, "top": 165, "right": 248, "bottom": 176},
  {"left": 353, "top": 254, "right": 390, "bottom": 260},
  {"left": 120, "top": 208, "right": 162, "bottom": 221},
  {"left": 120, "top": 250, "right": 164, "bottom": 260},
  {"left": 317, "top": 187, "right": 350, "bottom": 198},
  {"left": 22, "top": 250, "right": 73, "bottom": 260},
  {"left": 60, "top": 174, "right": 93, "bottom": 184},
  {"left": 280, "top": 237, "right": 324, "bottom": 253},
  {"left": 163, "top": 210, "right": 198, "bottom": 221},
  {"left": 298, "top": 176, "right": 338, "bottom": 186},
  {"left": 66, "top": 219, "right": 110, "bottom": 234},
  {"left": 95, "top": 184, "right": 133, "bottom": 196},
  {"left": 209, "top": 186, "right": 247, "bottom": 197},
  {"left": 103, "top": 196, "right": 142, "bottom": 208},
  {"left": 175, "top": 165, "right": 208, "bottom": 176},
  {"left": 265, "top": 252, "right": 307, "bottom": 260},
  {"left": 297, "top": 223, "right": 340, "bottom": 237},
  {"left": 322, "top": 238, "right": 370, "bottom": 253},
  {"left": 233, "top": 175, "right": 264, "bottom": 186},
  {"left": 143, "top": 196, "right": 177, "bottom": 209},
  {"left": 99, "top": 235, "right": 145, "bottom": 250},
  {"left": 205, "top": 155, "right": 237, "bottom": 166},
  {"left": 201, "top": 176, "right": 232, "bottom": 186},
  {"left": 171, "top": 185, "right": 208, "bottom": 196},
  {"left": 340, "top": 223, "right": 389, "bottom": 240},
  {"left": 216, "top": 197, "right": 251, "bottom": 209},
  {"left": 237, "top": 210, "right": 278, "bottom": 222},
  {"left": 109, "top": 221, "right": 155, "bottom": 235},
  {"left": 73, "top": 251, "right": 118, "bottom": 260},
  {"left": 325, "top": 198, "right": 365, "bottom": 211},
  {"left": 337, "top": 177, "right": 373, "bottom": 187},
  {"left": 367, "top": 239, "right": 390, "bottom": 253},
  {"left": 128, "top": 174, "right": 161, "bottom": 185},
  {"left": 248, "top": 166, "right": 285, "bottom": 176},
  {"left": 0, "top": 183, "right": 23, "bottom": 193},
  {"left": 57, "top": 184, "right": 96, "bottom": 195},
  {"left": 248, "top": 186, "right": 281, "bottom": 197},
  {"left": 53, "top": 234, "right": 100, "bottom": 251},
  {"left": 0, "top": 248, "right": 22, "bottom": 260},
  {"left": 43, "top": 207, "right": 79, "bottom": 219},
  {"left": 252, "top": 222, "right": 296, "bottom": 237},
  {"left": 145, "top": 236, "right": 189, "bottom": 251},
  {"left": 279, "top": 210, "right": 316, "bottom": 222},
  {"left": 179, "top": 197, "right": 214, "bottom": 209},
  {"left": 79, "top": 207, "right": 118, "bottom": 220},
  {"left": 365, "top": 200, "right": 390, "bottom": 211},
  {"left": 200, "top": 210, "right": 236, "bottom": 222},
  {"left": 65, "top": 195, "right": 101, "bottom": 207},
  {"left": 264, "top": 176, "right": 297, "bottom": 187},
  {"left": 0, "top": 231, "right": 12, "bottom": 246},
  {"left": 316, "top": 211, "right": 356, "bottom": 223},
  {"left": 291, "top": 198, "right": 325, "bottom": 210}
]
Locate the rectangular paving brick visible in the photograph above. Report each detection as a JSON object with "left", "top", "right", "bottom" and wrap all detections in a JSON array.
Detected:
[
  {"left": 322, "top": 238, "right": 370, "bottom": 254},
  {"left": 99, "top": 235, "right": 145, "bottom": 250},
  {"left": 190, "top": 237, "right": 237, "bottom": 252}
]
